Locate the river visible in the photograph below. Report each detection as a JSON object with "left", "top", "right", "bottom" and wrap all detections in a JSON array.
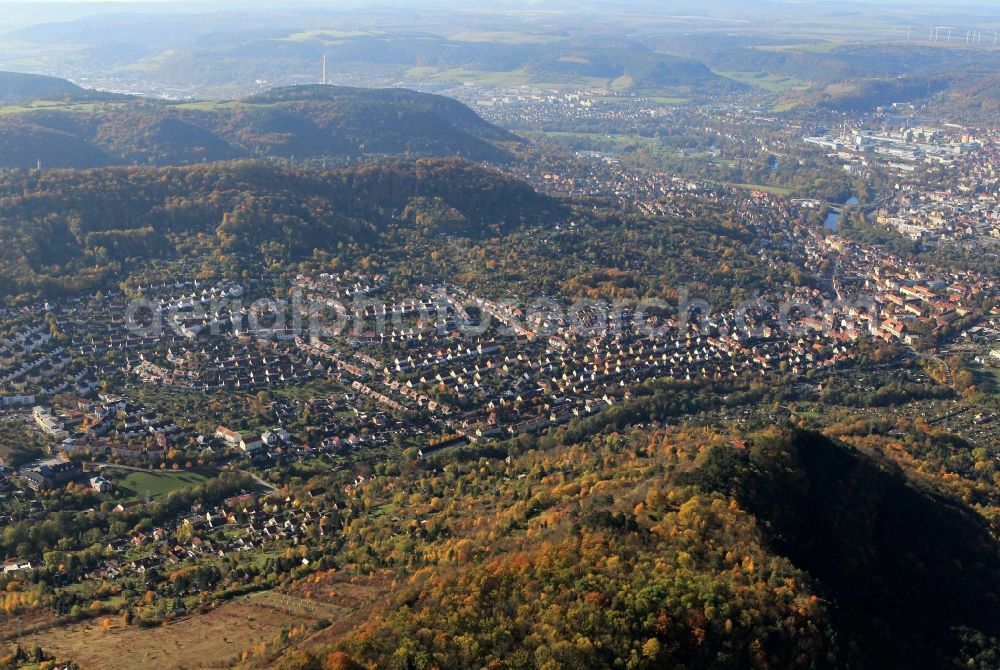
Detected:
[{"left": 824, "top": 195, "right": 859, "bottom": 232}]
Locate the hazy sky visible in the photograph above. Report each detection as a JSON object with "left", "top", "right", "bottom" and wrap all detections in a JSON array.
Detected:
[
  {"left": 1, "top": 0, "right": 996, "bottom": 27},
  {"left": 1, "top": 0, "right": 996, "bottom": 4}
]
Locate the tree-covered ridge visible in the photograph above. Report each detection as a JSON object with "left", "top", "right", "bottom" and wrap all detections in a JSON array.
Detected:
[
  {"left": 344, "top": 494, "right": 833, "bottom": 670},
  {"left": 679, "top": 431, "right": 1000, "bottom": 668},
  {"left": 308, "top": 427, "right": 1000, "bottom": 669},
  {"left": 0, "top": 84, "right": 517, "bottom": 169},
  {"left": 243, "top": 85, "right": 516, "bottom": 142},
  {"left": 0, "top": 122, "right": 117, "bottom": 170},
  {"left": 0, "top": 158, "right": 563, "bottom": 299}
]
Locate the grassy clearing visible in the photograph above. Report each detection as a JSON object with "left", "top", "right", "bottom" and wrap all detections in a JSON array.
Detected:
[
  {"left": 610, "top": 74, "right": 634, "bottom": 90},
  {"left": 542, "top": 130, "right": 659, "bottom": 146},
  {"left": 975, "top": 365, "right": 1000, "bottom": 395},
  {"left": 171, "top": 99, "right": 242, "bottom": 111},
  {"left": 716, "top": 70, "right": 811, "bottom": 92},
  {"left": 772, "top": 99, "right": 802, "bottom": 112},
  {"left": 111, "top": 469, "right": 211, "bottom": 500},
  {"left": 541, "top": 131, "right": 675, "bottom": 158},
  {"left": 0, "top": 100, "right": 116, "bottom": 116},
  {"left": 729, "top": 183, "right": 794, "bottom": 196},
  {"left": 647, "top": 95, "right": 689, "bottom": 104},
  {"left": 270, "top": 378, "right": 347, "bottom": 404}
]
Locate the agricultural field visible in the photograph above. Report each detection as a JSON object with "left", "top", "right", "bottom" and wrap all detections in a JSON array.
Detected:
[
  {"left": 752, "top": 41, "right": 846, "bottom": 54},
  {"left": 281, "top": 29, "right": 384, "bottom": 43}
]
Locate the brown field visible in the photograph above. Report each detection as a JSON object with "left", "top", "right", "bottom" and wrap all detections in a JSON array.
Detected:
[
  {"left": 0, "top": 608, "right": 56, "bottom": 641},
  {"left": 13, "top": 576, "right": 394, "bottom": 670},
  {"left": 16, "top": 592, "right": 338, "bottom": 670},
  {"left": 277, "top": 572, "right": 396, "bottom": 655},
  {"left": 231, "top": 571, "right": 397, "bottom": 668}
]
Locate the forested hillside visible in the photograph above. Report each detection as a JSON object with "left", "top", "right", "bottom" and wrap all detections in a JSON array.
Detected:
[
  {"left": 0, "top": 71, "right": 91, "bottom": 104},
  {"left": 0, "top": 158, "right": 562, "bottom": 299},
  {"left": 679, "top": 431, "right": 1000, "bottom": 667},
  {"left": 300, "top": 427, "right": 1000, "bottom": 669},
  {"left": 0, "top": 83, "right": 517, "bottom": 168}
]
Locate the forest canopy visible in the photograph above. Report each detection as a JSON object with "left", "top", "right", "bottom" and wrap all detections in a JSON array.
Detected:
[{"left": 0, "top": 158, "right": 564, "bottom": 299}]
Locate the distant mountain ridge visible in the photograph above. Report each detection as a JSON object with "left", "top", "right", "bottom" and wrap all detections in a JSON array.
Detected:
[
  {"left": 88, "top": 31, "right": 734, "bottom": 98},
  {"left": 653, "top": 37, "right": 1000, "bottom": 116},
  {"left": 0, "top": 75, "right": 519, "bottom": 168}
]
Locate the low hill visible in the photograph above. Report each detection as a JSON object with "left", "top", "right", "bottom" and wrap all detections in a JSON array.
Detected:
[
  {"left": 0, "top": 158, "right": 564, "bottom": 299},
  {"left": 235, "top": 85, "right": 517, "bottom": 157},
  {"left": 525, "top": 44, "right": 725, "bottom": 90},
  {"left": 244, "top": 85, "right": 513, "bottom": 141},
  {"left": 926, "top": 71, "right": 1000, "bottom": 123},
  {"left": 777, "top": 76, "right": 950, "bottom": 113},
  {"left": 93, "top": 30, "right": 738, "bottom": 98},
  {"left": 0, "top": 71, "right": 87, "bottom": 104},
  {"left": 0, "top": 83, "right": 518, "bottom": 169},
  {"left": 0, "top": 121, "right": 116, "bottom": 169},
  {"left": 658, "top": 37, "right": 1000, "bottom": 85}
]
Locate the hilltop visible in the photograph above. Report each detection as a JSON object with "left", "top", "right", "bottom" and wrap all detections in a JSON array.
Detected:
[
  {"left": 0, "top": 80, "right": 519, "bottom": 169},
  {"left": 0, "top": 71, "right": 90, "bottom": 105}
]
